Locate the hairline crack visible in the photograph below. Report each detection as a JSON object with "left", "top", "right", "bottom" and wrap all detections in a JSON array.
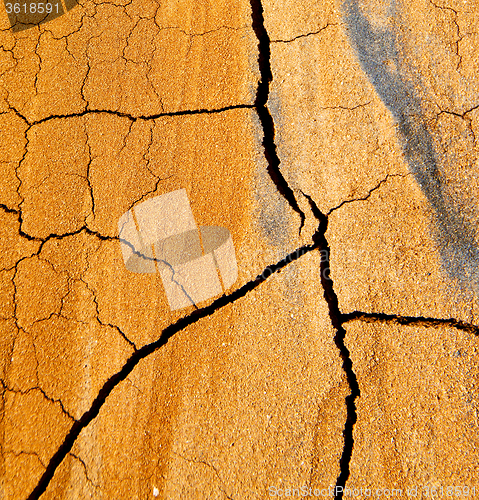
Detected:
[{"left": 26, "top": 238, "right": 322, "bottom": 499}]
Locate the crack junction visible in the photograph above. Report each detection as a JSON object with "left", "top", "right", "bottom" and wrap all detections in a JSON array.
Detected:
[{"left": 301, "top": 192, "right": 360, "bottom": 500}]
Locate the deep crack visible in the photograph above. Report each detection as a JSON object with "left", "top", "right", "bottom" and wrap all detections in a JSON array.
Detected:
[
  {"left": 343, "top": 310, "right": 479, "bottom": 336},
  {"left": 26, "top": 239, "right": 321, "bottom": 499},
  {"left": 301, "top": 192, "right": 360, "bottom": 499},
  {"left": 249, "top": 0, "right": 305, "bottom": 232},
  {"left": 17, "top": 104, "right": 255, "bottom": 128}
]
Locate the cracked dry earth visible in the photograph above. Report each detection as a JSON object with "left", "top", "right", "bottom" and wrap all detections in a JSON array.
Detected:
[{"left": 1, "top": 0, "right": 479, "bottom": 498}]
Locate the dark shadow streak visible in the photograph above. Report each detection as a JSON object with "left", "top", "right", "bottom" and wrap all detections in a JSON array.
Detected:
[{"left": 342, "top": 0, "right": 479, "bottom": 291}]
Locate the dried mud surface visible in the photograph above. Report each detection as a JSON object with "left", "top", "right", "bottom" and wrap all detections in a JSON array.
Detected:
[{"left": 1, "top": 0, "right": 478, "bottom": 498}]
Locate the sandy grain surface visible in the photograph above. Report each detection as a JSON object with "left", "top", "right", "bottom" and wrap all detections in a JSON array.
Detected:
[{"left": 1, "top": 0, "right": 479, "bottom": 498}]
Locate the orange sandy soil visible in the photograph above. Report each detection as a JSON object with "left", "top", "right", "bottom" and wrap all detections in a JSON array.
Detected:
[{"left": 1, "top": 0, "right": 478, "bottom": 498}]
